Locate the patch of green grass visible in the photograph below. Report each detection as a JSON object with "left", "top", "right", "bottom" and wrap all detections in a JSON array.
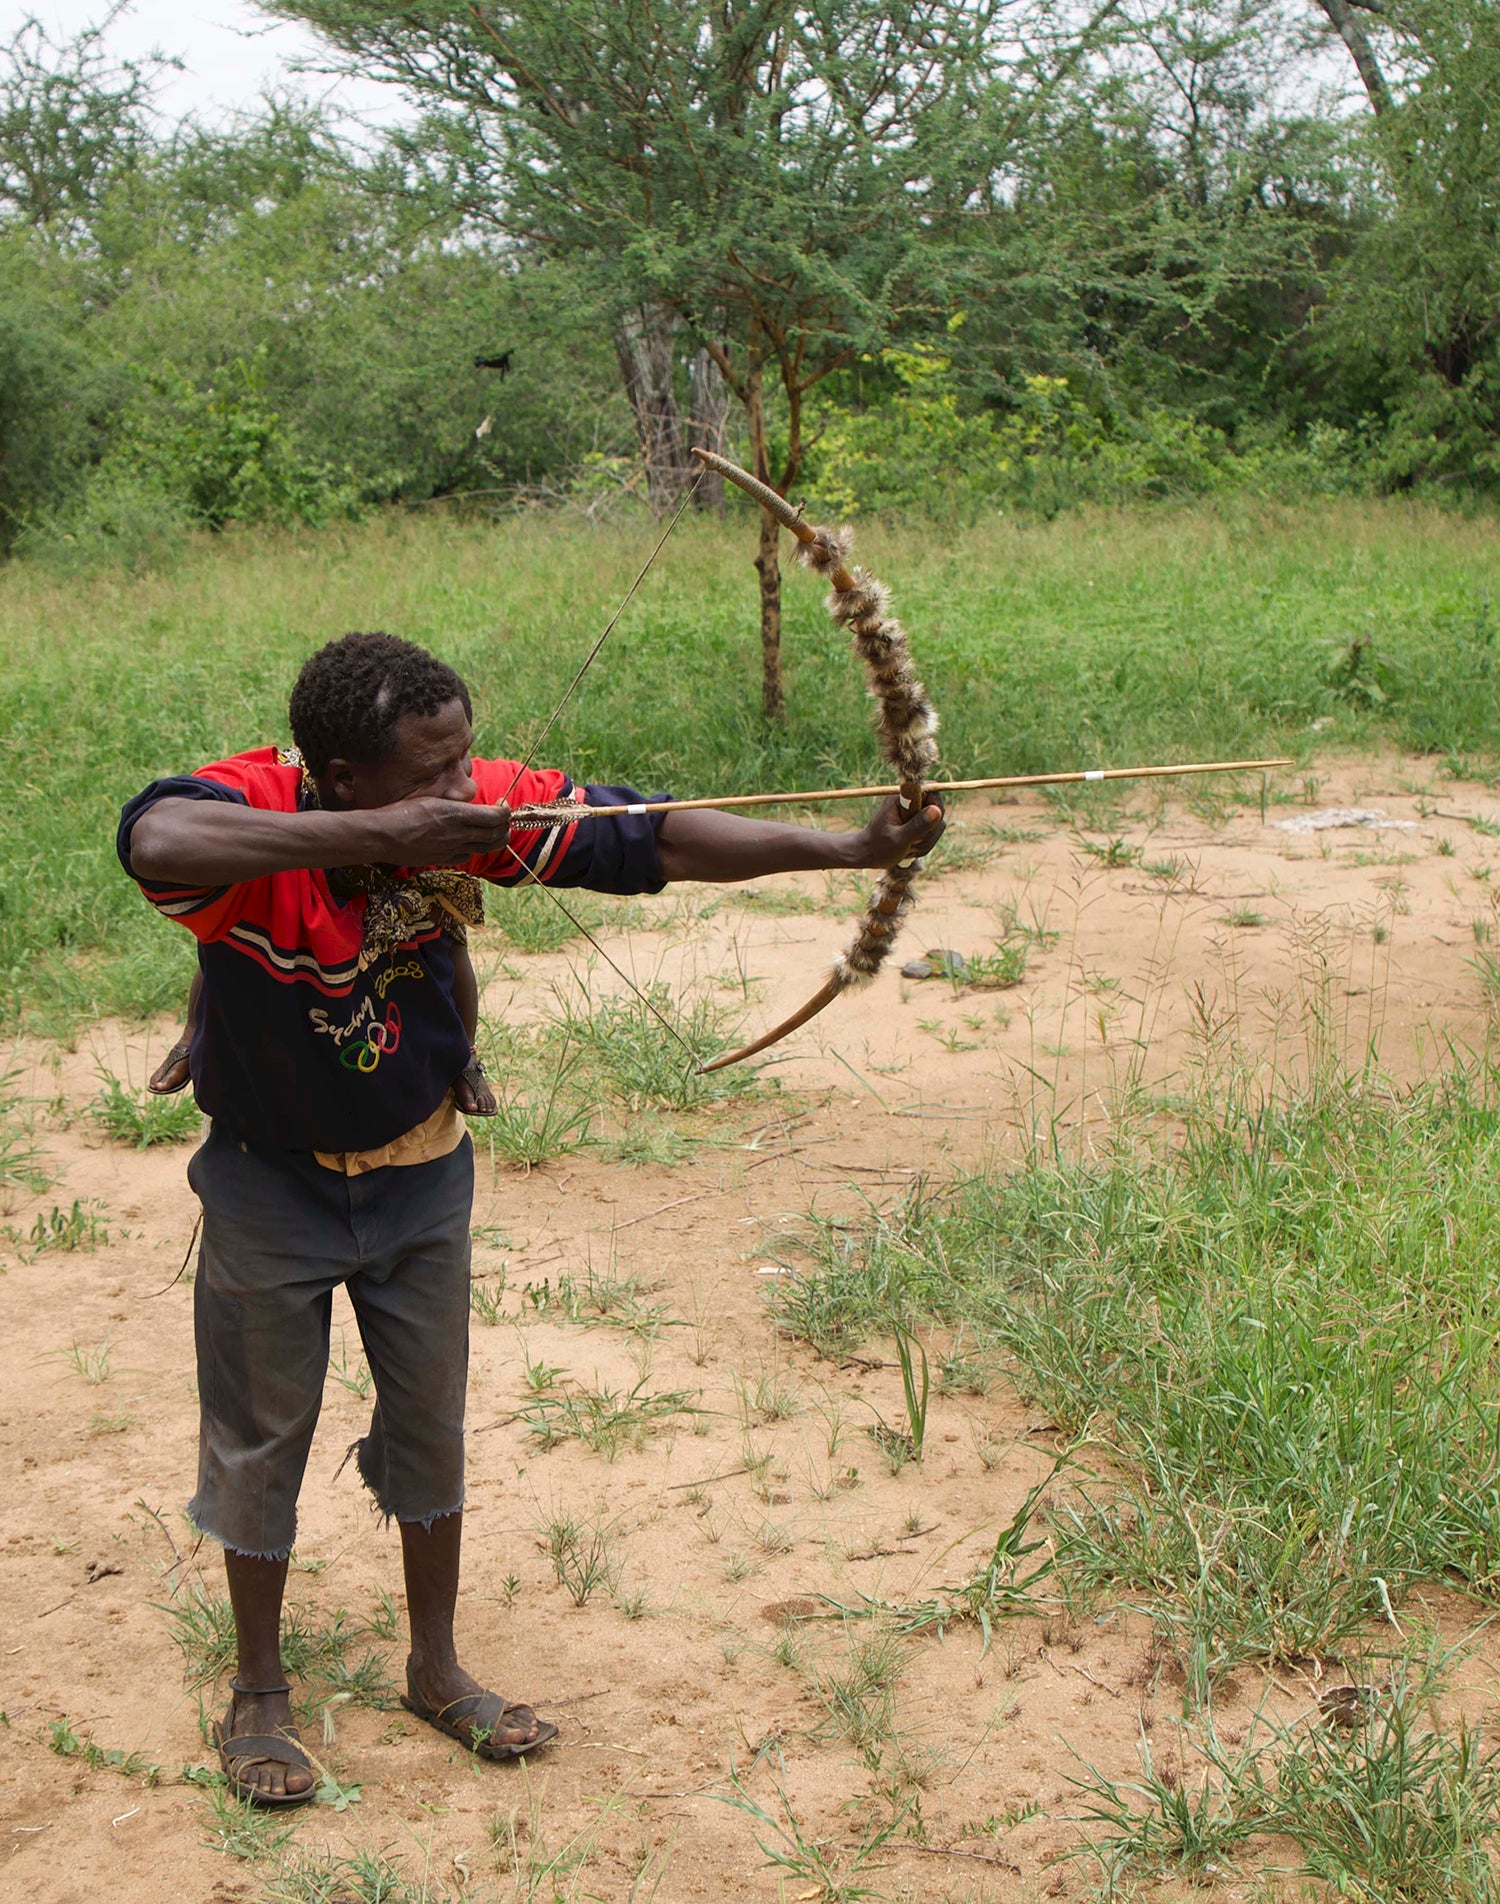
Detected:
[
  {"left": 768, "top": 1194, "right": 961, "bottom": 1359},
  {"left": 806, "top": 1630, "right": 909, "bottom": 1761},
  {"left": 326, "top": 1332, "right": 373, "bottom": 1398},
  {"left": 1076, "top": 833, "right": 1141, "bottom": 868},
  {"left": 518, "top": 1376, "right": 697, "bottom": 1457},
  {"left": 192, "top": 1773, "right": 299, "bottom": 1862},
  {"left": 740, "top": 1370, "right": 803, "bottom": 1423},
  {"left": 160, "top": 1583, "right": 395, "bottom": 1709},
  {"left": 1472, "top": 946, "right": 1500, "bottom": 1009},
  {"left": 89, "top": 1072, "right": 200, "bottom": 1146},
  {"left": 718, "top": 1768, "right": 910, "bottom": 1903},
  {"left": 1143, "top": 853, "right": 1200, "bottom": 889},
  {"left": 0, "top": 1068, "right": 49, "bottom": 1209},
  {"left": 807, "top": 1058, "right": 1500, "bottom": 1696},
  {"left": 486, "top": 884, "right": 604, "bottom": 954},
  {"left": 549, "top": 980, "right": 761, "bottom": 1110},
  {"left": 838, "top": 1477, "right": 1058, "bottom": 1644},
  {"left": 160, "top": 1581, "right": 239, "bottom": 1686},
  {"left": 539, "top": 1509, "right": 619, "bottom": 1606},
  {"left": 62, "top": 1332, "right": 113, "bottom": 1384},
  {"left": 1068, "top": 1649, "right": 1500, "bottom": 1900},
  {"left": 598, "top": 1111, "right": 696, "bottom": 1168},
  {"left": 261, "top": 1848, "right": 445, "bottom": 1903},
  {"left": 992, "top": 894, "right": 1059, "bottom": 950},
  {"left": 469, "top": 1277, "right": 507, "bottom": 1325},
  {"left": 17, "top": 501, "right": 1500, "bottom": 1035},
  {"left": 7, "top": 1198, "right": 108, "bottom": 1256},
  {"left": 522, "top": 1260, "right": 674, "bottom": 1338},
  {"left": 481, "top": 1038, "right": 596, "bottom": 1171},
  {"left": 47, "top": 1716, "right": 160, "bottom": 1783},
  {"left": 956, "top": 942, "right": 1028, "bottom": 991}
]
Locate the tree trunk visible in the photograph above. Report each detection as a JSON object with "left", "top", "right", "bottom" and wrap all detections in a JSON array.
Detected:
[
  {"left": 745, "top": 368, "right": 785, "bottom": 723},
  {"left": 687, "top": 347, "right": 730, "bottom": 510},
  {"left": 614, "top": 304, "right": 693, "bottom": 513},
  {"left": 1313, "top": 0, "right": 1391, "bottom": 115}
]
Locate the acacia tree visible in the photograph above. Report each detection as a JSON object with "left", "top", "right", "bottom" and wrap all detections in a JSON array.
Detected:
[
  {"left": 0, "top": 8, "right": 173, "bottom": 232},
  {"left": 262, "top": 0, "right": 1106, "bottom": 720},
  {"left": 1302, "top": 0, "right": 1500, "bottom": 475}
]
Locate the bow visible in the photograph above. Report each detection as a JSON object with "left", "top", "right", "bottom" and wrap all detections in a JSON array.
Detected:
[
  {"left": 689, "top": 448, "right": 938, "bottom": 1074},
  {"left": 497, "top": 456, "right": 1291, "bottom": 1076}
]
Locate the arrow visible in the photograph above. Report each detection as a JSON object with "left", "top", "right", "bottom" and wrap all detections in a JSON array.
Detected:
[{"left": 507, "top": 756, "right": 1294, "bottom": 827}]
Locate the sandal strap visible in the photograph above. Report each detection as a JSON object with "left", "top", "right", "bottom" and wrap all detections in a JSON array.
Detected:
[
  {"left": 437, "top": 1689, "right": 540, "bottom": 1732},
  {"left": 433, "top": 1690, "right": 491, "bottom": 1725},
  {"left": 230, "top": 1679, "right": 292, "bottom": 1696},
  {"left": 221, "top": 1732, "right": 310, "bottom": 1768}
]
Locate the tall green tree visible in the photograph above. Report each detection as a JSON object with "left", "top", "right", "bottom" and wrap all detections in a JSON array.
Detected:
[
  {"left": 262, "top": 0, "right": 1116, "bottom": 719},
  {"left": 0, "top": 7, "right": 173, "bottom": 232},
  {"left": 1306, "top": 0, "right": 1500, "bottom": 479}
]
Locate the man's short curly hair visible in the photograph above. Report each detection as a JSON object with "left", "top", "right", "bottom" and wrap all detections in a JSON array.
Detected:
[{"left": 288, "top": 632, "right": 472, "bottom": 777}]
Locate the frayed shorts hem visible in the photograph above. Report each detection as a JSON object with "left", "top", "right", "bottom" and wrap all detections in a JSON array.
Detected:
[
  {"left": 187, "top": 1503, "right": 295, "bottom": 1563},
  {"left": 393, "top": 1500, "right": 465, "bottom": 1532},
  {"left": 353, "top": 1433, "right": 464, "bottom": 1531}
]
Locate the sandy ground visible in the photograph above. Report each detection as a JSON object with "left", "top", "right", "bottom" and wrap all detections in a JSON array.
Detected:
[{"left": 3, "top": 752, "right": 1499, "bottom": 1904}]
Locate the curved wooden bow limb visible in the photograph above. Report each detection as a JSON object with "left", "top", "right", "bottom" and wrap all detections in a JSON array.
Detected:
[{"left": 692, "top": 447, "right": 938, "bottom": 1075}]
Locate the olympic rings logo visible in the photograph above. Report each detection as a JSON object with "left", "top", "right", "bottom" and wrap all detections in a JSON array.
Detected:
[{"left": 340, "top": 1002, "right": 403, "bottom": 1073}]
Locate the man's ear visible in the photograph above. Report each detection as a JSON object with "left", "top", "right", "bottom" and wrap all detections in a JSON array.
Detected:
[{"left": 325, "top": 756, "right": 359, "bottom": 807}]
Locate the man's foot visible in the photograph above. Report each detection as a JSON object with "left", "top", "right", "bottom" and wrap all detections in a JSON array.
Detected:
[
  {"left": 213, "top": 1683, "right": 316, "bottom": 1805},
  {"left": 403, "top": 1654, "right": 556, "bottom": 1758},
  {"left": 148, "top": 1039, "right": 193, "bottom": 1095},
  {"left": 453, "top": 1059, "right": 497, "bottom": 1117}
]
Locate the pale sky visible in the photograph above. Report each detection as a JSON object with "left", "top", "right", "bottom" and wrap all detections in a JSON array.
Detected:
[{"left": 23, "top": 1, "right": 410, "bottom": 128}]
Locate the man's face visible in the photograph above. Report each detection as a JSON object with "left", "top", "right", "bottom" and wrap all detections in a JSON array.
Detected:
[{"left": 326, "top": 697, "right": 476, "bottom": 810}]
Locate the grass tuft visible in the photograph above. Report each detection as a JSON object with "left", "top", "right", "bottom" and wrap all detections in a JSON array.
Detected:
[
  {"left": 518, "top": 1376, "right": 697, "bottom": 1457},
  {"left": 89, "top": 1072, "right": 200, "bottom": 1146}
]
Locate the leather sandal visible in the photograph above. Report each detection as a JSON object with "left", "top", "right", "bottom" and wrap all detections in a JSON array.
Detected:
[
  {"left": 401, "top": 1666, "right": 558, "bottom": 1760},
  {"left": 211, "top": 1680, "right": 317, "bottom": 1809}
]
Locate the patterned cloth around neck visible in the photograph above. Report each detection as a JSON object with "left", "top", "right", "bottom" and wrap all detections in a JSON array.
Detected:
[{"left": 282, "top": 746, "right": 485, "bottom": 969}]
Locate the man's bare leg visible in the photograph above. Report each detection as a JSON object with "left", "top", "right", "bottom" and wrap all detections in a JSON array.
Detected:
[
  {"left": 401, "top": 1511, "right": 539, "bottom": 1749},
  {"left": 221, "top": 1550, "right": 314, "bottom": 1799}
]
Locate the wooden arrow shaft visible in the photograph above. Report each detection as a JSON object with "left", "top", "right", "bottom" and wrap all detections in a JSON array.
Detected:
[{"left": 510, "top": 757, "right": 1292, "bottom": 825}]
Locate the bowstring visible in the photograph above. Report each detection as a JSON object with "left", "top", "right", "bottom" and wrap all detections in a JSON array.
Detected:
[
  {"left": 500, "top": 468, "right": 706, "bottom": 808},
  {"left": 490, "top": 471, "right": 706, "bottom": 1062},
  {"left": 500, "top": 843, "right": 700, "bottom": 1066}
]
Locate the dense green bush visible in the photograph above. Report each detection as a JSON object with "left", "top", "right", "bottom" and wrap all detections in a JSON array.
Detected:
[{"left": 807, "top": 352, "right": 1370, "bottom": 522}]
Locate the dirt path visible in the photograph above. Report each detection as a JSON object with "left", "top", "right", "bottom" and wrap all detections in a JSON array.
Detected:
[{"left": 2, "top": 752, "right": 1498, "bottom": 1904}]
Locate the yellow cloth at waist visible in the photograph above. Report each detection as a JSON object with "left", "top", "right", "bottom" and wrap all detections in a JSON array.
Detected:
[{"left": 314, "top": 1094, "right": 465, "bottom": 1176}]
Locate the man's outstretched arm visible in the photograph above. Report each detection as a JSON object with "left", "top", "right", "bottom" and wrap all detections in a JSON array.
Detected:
[
  {"left": 654, "top": 796, "right": 944, "bottom": 883},
  {"left": 129, "top": 788, "right": 942, "bottom": 889},
  {"left": 128, "top": 795, "right": 515, "bottom": 886}
]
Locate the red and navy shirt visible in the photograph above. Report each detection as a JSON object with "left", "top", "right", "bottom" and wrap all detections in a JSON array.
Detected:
[{"left": 117, "top": 749, "right": 668, "bottom": 1154}]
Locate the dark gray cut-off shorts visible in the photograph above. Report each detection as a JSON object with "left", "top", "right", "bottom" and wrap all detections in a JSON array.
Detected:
[{"left": 185, "top": 1122, "right": 474, "bottom": 1560}]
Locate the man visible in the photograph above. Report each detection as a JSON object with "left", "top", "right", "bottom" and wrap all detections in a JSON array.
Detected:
[{"left": 119, "top": 630, "right": 943, "bottom": 1806}]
